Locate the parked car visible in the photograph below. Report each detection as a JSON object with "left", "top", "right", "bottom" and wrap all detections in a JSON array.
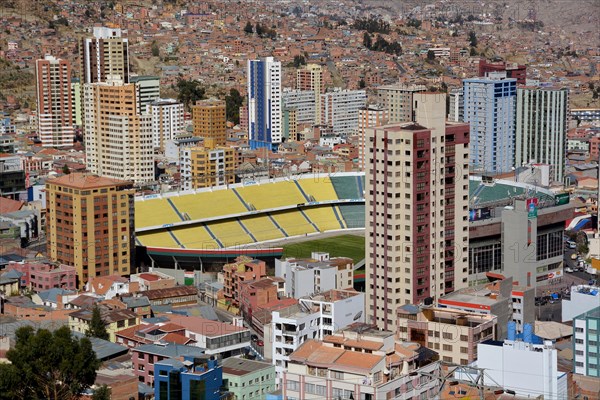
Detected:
[
  {"left": 256, "top": 340, "right": 264, "bottom": 347},
  {"left": 568, "top": 241, "right": 577, "bottom": 249},
  {"left": 251, "top": 334, "right": 258, "bottom": 342},
  {"left": 565, "top": 267, "right": 574, "bottom": 273},
  {"left": 571, "top": 253, "right": 578, "bottom": 260}
]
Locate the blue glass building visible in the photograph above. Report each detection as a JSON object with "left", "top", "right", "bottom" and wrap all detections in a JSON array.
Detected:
[
  {"left": 154, "top": 355, "right": 224, "bottom": 400},
  {"left": 463, "top": 74, "right": 517, "bottom": 174},
  {"left": 247, "top": 57, "right": 282, "bottom": 151}
]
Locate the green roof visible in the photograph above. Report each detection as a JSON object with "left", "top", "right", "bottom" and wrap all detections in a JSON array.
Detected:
[{"left": 469, "top": 179, "right": 555, "bottom": 206}]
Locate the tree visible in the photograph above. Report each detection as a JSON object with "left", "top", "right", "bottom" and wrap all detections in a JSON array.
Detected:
[
  {"left": 406, "top": 18, "right": 421, "bottom": 29},
  {"left": 175, "top": 78, "right": 206, "bottom": 111},
  {"left": 91, "top": 385, "right": 111, "bottom": 400},
  {"left": 0, "top": 363, "right": 21, "bottom": 400},
  {"left": 151, "top": 41, "right": 160, "bottom": 57},
  {"left": 363, "top": 32, "right": 372, "bottom": 49},
  {"left": 62, "top": 164, "right": 71, "bottom": 175},
  {"left": 225, "top": 88, "right": 244, "bottom": 125},
  {"left": 427, "top": 50, "right": 436, "bottom": 61},
  {"left": 468, "top": 31, "right": 478, "bottom": 47},
  {"left": 3, "top": 326, "right": 99, "bottom": 400},
  {"left": 255, "top": 23, "right": 263, "bottom": 37},
  {"left": 243, "top": 21, "right": 253, "bottom": 34},
  {"left": 86, "top": 305, "right": 109, "bottom": 340},
  {"left": 293, "top": 55, "right": 306, "bottom": 68},
  {"left": 359, "top": 78, "right": 366, "bottom": 89}
]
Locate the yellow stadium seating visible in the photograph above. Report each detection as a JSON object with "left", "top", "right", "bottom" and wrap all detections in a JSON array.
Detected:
[
  {"left": 136, "top": 231, "right": 183, "bottom": 248},
  {"left": 297, "top": 178, "right": 338, "bottom": 202},
  {"left": 241, "top": 215, "right": 284, "bottom": 242},
  {"left": 135, "top": 199, "right": 183, "bottom": 228},
  {"left": 170, "top": 190, "right": 248, "bottom": 220},
  {"left": 171, "top": 225, "right": 220, "bottom": 249},
  {"left": 302, "top": 206, "right": 343, "bottom": 232},
  {"left": 333, "top": 205, "right": 347, "bottom": 228},
  {"left": 271, "top": 211, "right": 317, "bottom": 237},
  {"left": 208, "top": 220, "right": 255, "bottom": 248},
  {"left": 236, "top": 181, "right": 306, "bottom": 210}
]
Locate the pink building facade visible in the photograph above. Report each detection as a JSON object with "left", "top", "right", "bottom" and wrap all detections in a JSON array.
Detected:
[{"left": 5, "top": 261, "right": 77, "bottom": 292}]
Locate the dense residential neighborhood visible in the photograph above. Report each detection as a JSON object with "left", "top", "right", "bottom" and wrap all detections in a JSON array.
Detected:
[{"left": 0, "top": 0, "right": 599, "bottom": 399}]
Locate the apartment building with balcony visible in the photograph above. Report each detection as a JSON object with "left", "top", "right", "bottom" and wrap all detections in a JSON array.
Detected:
[
  {"left": 271, "top": 289, "right": 365, "bottom": 379},
  {"left": 168, "top": 315, "right": 251, "bottom": 358},
  {"left": 154, "top": 354, "right": 224, "bottom": 400},
  {"left": 45, "top": 173, "right": 134, "bottom": 287},
  {"left": 438, "top": 276, "right": 535, "bottom": 338},
  {"left": 83, "top": 77, "right": 154, "bottom": 185},
  {"left": 132, "top": 343, "right": 206, "bottom": 386},
  {"left": 365, "top": 94, "right": 471, "bottom": 331},
  {"left": 275, "top": 252, "right": 353, "bottom": 299},
  {"left": 574, "top": 306, "right": 600, "bottom": 377},
  {"left": 396, "top": 306, "right": 496, "bottom": 365},
  {"left": 321, "top": 88, "right": 367, "bottom": 135},
  {"left": 282, "top": 324, "right": 440, "bottom": 400},
  {"left": 35, "top": 55, "right": 74, "bottom": 147},
  {"left": 180, "top": 139, "right": 236, "bottom": 190},
  {"left": 221, "top": 256, "right": 267, "bottom": 309},
  {"left": 222, "top": 358, "right": 276, "bottom": 400},
  {"left": 239, "top": 276, "right": 285, "bottom": 323},
  {"left": 3, "top": 261, "right": 77, "bottom": 292}
]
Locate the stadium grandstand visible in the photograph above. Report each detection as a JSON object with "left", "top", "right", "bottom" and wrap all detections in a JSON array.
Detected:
[
  {"left": 468, "top": 175, "right": 558, "bottom": 221},
  {"left": 135, "top": 173, "right": 365, "bottom": 265}
]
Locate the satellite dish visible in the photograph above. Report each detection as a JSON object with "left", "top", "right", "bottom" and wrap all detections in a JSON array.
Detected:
[{"left": 384, "top": 368, "right": 390, "bottom": 375}]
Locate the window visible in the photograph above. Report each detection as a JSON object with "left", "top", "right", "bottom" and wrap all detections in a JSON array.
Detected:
[
  {"left": 331, "top": 370, "right": 343, "bottom": 379},
  {"left": 286, "top": 380, "right": 299, "bottom": 392},
  {"left": 315, "top": 385, "right": 326, "bottom": 396}
]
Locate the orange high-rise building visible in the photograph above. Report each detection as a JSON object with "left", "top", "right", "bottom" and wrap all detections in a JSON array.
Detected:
[
  {"left": 46, "top": 173, "right": 135, "bottom": 287},
  {"left": 192, "top": 99, "right": 227, "bottom": 146}
]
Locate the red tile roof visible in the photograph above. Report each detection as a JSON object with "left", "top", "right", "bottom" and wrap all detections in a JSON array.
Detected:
[
  {"left": 0, "top": 197, "right": 24, "bottom": 214},
  {"left": 47, "top": 173, "right": 132, "bottom": 189}
]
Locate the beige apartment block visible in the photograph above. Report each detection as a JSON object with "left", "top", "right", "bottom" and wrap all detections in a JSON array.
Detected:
[
  {"left": 83, "top": 77, "right": 154, "bottom": 185},
  {"left": 397, "top": 306, "right": 497, "bottom": 366},
  {"left": 364, "top": 93, "right": 470, "bottom": 332}
]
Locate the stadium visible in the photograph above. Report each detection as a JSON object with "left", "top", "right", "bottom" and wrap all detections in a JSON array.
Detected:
[{"left": 134, "top": 173, "right": 366, "bottom": 268}]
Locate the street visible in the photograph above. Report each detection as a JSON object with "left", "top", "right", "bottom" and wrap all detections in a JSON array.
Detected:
[{"left": 532, "top": 246, "right": 598, "bottom": 322}]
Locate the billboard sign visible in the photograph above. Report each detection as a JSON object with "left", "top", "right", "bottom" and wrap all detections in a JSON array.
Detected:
[
  {"left": 527, "top": 198, "right": 538, "bottom": 219},
  {"left": 469, "top": 207, "right": 491, "bottom": 221},
  {"left": 555, "top": 193, "right": 570, "bottom": 206}
]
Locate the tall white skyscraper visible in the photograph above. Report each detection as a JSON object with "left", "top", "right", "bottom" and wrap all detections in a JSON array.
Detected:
[
  {"left": 463, "top": 74, "right": 517, "bottom": 174},
  {"left": 35, "top": 55, "right": 74, "bottom": 147},
  {"left": 247, "top": 57, "right": 282, "bottom": 150},
  {"left": 147, "top": 99, "right": 185, "bottom": 152},
  {"left": 321, "top": 89, "right": 367, "bottom": 135},
  {"left": 516, "top": 86, "right": 569, "bottom": 183}
]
